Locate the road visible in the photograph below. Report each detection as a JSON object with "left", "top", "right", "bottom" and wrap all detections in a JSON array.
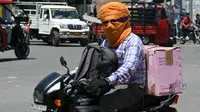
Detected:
[{"left": 0, "top": 40, "right": 199, "bottom": 112}]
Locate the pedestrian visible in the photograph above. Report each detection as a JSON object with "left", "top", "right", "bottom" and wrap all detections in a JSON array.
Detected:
[{"left": 176, "top": 14, "right": 183, "bottom": 37}]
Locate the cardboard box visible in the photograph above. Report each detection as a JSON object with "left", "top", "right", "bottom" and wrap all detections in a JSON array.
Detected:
[{"left": 144, "top": 46, "right": 183, "bottom": 96}]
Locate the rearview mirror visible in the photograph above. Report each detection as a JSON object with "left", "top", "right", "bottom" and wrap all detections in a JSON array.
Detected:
[{"left": 60, "top": 56, "right": 67, "bottom": 67}]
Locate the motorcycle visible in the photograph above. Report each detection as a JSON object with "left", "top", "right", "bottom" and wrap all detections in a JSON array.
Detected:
[
  {"left": 31, "top": 56, "right": 179, "bottom": 112},
  {"left": 0, "top": 3, "right": 30, "bottom": 59},
  {"left": 180, "top": 25, "right": 200, "bottom": 44}
]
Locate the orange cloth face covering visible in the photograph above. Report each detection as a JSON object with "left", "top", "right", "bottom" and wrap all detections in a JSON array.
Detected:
[{"left": 99, "top": 2, "right": 132, "bottom": 48}]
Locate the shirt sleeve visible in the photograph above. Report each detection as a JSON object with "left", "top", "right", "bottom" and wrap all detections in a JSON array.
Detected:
[{"left": 107, "top": 38, "right": 141, "bottom": 85}]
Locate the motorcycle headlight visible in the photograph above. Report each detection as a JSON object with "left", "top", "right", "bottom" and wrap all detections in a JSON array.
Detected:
[
  {"left": 83, "top": 25, "right": 89, "bottom": 29},
  {"left": 60, "top": 24, "right": 68, "bottom": 29},
  {"left": 33, "top": 90, "right": 44, "bottom": 103}
]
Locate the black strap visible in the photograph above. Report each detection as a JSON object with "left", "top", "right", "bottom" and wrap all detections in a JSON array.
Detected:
[
  {"left": 74, "top": 46, "right": 95, "bottom": 81},
  {"left": 74, "top": 47, "right": 89, "bottom": 80}
]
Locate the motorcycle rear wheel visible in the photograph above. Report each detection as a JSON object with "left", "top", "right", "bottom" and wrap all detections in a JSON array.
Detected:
[
  {"left": 180, "top": 38, "right": 186, "bottom": 44},
  {"left": 14, "top": 42, "right": 30, "bottom": 59}
]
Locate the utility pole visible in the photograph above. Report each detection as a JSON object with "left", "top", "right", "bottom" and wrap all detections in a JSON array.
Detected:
[
  {"left": 189, "top": 0, "right": 193, "bottom": 19},
  {"left": 84, "top": 0, "right": 86, "bottom": 14}
]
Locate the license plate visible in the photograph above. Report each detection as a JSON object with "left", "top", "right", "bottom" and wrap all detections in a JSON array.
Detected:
[
  {"left": 31, "top": 103, "right": 47, "bottom": 111},
  {"left": 72, "top": 32, "right": 81, "bottom": 36}
]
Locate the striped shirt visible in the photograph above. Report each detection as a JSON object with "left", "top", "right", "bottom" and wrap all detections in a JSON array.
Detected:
[{"left": 101, "top": 33, "right": 146, "bottom": 88}]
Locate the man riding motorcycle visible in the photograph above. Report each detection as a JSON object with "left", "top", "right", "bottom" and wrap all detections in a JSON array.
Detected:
[
  {"left": 181, "top": 13, "right": 196, "bottom": 40},
  {"left": 72, "top": 2, "right": 146, "bottom": 112}
]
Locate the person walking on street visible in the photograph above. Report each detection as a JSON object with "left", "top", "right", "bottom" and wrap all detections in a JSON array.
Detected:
[{"left": 176, "top": 14, "right": 183, "bottom": 38}]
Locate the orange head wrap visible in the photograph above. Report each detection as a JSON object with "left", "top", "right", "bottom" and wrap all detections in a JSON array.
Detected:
[{"left": 99, "top": 2, "right": 131, "bottom": 48}]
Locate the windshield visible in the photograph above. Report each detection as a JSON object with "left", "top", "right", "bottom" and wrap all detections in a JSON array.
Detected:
[{"left": 51, "top": 8, "right": 79, "bottom": 19}]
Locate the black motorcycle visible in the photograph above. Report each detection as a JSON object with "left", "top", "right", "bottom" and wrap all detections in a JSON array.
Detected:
[
  {"left": 0, "top": 3, "right": 30, "bottom": 59},
  {"left": 180, "top": 26, "right": 198, "bottom": 44},
  {"left": 31, "top": 57, "right": 179, "bottom": 112}
]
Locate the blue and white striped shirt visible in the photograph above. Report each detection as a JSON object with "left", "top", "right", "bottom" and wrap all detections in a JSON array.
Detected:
[{"left": 101, "top": 33, "right": 146, "bottom": 88}]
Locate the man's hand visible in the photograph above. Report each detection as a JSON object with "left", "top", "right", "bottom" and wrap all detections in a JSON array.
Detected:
[{"left": 88, "top": 79, "right": 111, "bottom": 96}]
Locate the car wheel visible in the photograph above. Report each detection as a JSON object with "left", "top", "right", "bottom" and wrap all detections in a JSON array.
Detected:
[
  {"left": 80, "top": 39, "right": 88, "bottom": 46},
  {"left": 51, "top": 30, "right": 60, "bottom": 46}
]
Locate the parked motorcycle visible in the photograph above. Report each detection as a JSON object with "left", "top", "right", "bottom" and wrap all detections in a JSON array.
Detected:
[
  {"left": 31, "top": 56, "right": 179, "bottom": 112},
  {"left": 180, "top": 25, "right": 200, "bottom": 44}
]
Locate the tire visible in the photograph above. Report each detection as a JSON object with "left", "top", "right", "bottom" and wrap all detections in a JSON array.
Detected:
[
  {"left": 180, "top": 38, "right": 186, "bottom": 44},
  {"left": 191, "top": 33, "right": 196, "bottom": 44},
  {"left": 167, "top": 38, "right": 174, "bottom": 47},
  {"left": 42, "top": 38, "right": 48, "bottom": 42},
  {"left": 60, "top": 40, "right": 66, "bottom": 43},
  {"left": 159, "top": 107, "right": 177, "bottom": 112},
  {"left": 80, "top": 39, "right": 88, "bottom": 46},
  {"left": 42, "top": 108, "right": 60, "bottom": 112},
  {"left": 196, "top": 35, "right": 200, "bottom": 44},
  {"left": 14, "top": 42, "right": 30, "bottom": 59},
  {"left": 195, "top": 32, "right": 200, "bottom": 44},
  {"left": 51, "top": 30, "right": 60, "bottom": 46},
  {"left": 173, "top": 37, "right": 177, "bottom": 44},
  {"left": 141, "top": 36, "right": 150, "bottom": 45},
  {"left": 159, "top": 39, "right": 174, "bottom": 47}
]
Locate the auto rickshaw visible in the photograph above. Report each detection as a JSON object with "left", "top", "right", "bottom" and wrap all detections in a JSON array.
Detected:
[
  {"left": 124, "top": 1, "right": 175, "bottom": 47},
  {"left": 0, "top": 0, "right": 30, "bottom": 59}
]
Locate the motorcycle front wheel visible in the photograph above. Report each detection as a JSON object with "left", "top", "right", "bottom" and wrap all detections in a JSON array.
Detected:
[
  {"left": 43, "top": 108, "right": 61, "bottom": 112},
  {"left": 195, "top": 32, "right": 200, "bottom": 44},
  {"left": 159, "top": 106, "right": 177, "bottom": 112}
]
